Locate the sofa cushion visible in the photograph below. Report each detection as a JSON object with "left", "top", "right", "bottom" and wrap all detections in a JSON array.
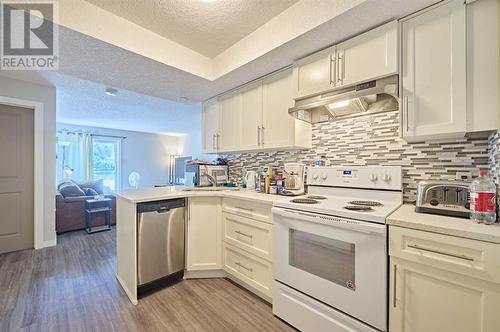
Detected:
[
  {"left": 58, "top": 182, "right": 85, "bottom": 197},
  {"left": 83, "top": 188, "right": 99, "bottom": 196},
  {"left": 76, "top": 179, "right": 104, "bottom": 195}
]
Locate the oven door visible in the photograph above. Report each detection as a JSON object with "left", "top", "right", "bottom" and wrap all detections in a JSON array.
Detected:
[{"left": 273, "top": 207, "right": 387, "bottom": 331}]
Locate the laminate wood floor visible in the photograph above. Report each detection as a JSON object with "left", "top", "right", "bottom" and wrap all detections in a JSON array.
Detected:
[{"left": 0, "top": 228, "right": 295, "bottom": 332}]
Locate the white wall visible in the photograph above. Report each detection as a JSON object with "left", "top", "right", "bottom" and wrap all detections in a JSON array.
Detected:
[
  {"left": 57, "top": 123, "right": 184, "bottom": 189},
  {"left": 0, "top": 76, "right": 57, "bottom": 245}
]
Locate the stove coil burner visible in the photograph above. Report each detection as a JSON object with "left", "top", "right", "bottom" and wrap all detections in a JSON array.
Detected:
[
  {"left": 291, "top": 198, "right": 319, "bottom": 204},
  {"left": 349, "top": 200, "right": 383, "bottom": 207},
  {"left": 306, "top": 195, "right": 327, "bottom": 200},
  {"left": 343, "top": 205, "right": 374, "bottom": 211}
]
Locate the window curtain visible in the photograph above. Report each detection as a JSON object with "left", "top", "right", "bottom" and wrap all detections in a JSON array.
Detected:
[{"left": 56, "top": 131, "right": 92, "bottom": 185}]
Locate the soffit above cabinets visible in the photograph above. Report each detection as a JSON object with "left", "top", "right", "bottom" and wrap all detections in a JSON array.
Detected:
[{"left": 23, "top": 0, "right": 439, "bottom": 103}]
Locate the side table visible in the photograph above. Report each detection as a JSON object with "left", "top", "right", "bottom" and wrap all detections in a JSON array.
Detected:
[{"left": 85, "top": 198, "right": 112, "bottom": 234}]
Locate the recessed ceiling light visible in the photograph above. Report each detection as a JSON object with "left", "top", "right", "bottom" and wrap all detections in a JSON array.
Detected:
[
  {"left": 105, "top": 87, "right": 118, "bottom": 96},
  {"left": 178, "top": 96, "right": 189, "bottom": 103}
]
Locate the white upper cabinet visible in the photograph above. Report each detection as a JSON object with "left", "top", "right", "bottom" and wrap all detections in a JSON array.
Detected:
[
  {"left": 240, "top": 82, "right": 263, "bottom": 150},
  {"left": 262, "top": 70, "right": 295, "bottom": 149},
  {"left": 336, "top": 21, "right": 398, "bottom": 87},
  {"left": 261, "top": 70, "right": 312, "bottom": 150},
  {"left": 292, "top": 46, "right": 336, "bottom": 100},
  {"left": 466, "top": 0, "right": 500, "bottom": 132},
  {"left": 218, "top": 92, "right": 242, "bottom": 152},
  {"left": 202, "top": 98, "right": 220, "bottom": 153},
  {"left": 202, "top": 69, "right": 312, "bottom": 153},
  {"left": 292, "top": 21, "right": 398, "bottom": 100},
  {"left": 401, "top": 0, "right": 467, "bottom": 141}
]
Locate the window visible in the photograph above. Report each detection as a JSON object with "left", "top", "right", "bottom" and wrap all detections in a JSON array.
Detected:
[{"left": 91, "top": 137, "right": 121, "bottom": 192}]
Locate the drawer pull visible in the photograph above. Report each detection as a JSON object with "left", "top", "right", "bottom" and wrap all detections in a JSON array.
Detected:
[
  {"left": 408, "top": 244, "right": 474, "bottom": 262},
  {"left": 237, "top": 207, "right": 253, "bottom": 215},
  {"left": 236, "top": 262, "right": 253, "bottom": 272},
  {"left": 235, "top": 230, "right": 253, "bottom": 238}
]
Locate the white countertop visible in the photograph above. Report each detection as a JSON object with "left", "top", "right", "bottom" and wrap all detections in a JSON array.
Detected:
[
  {"left": 116, "top": 186, "right": 287, "bottom": 204},
  {"left": 388, "top": 204, "right": 500, "bottom": 244}
]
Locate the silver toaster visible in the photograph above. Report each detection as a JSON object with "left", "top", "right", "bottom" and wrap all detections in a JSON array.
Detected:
[{"left": 415, "top": 181, "right": 471, "bottom": 218}]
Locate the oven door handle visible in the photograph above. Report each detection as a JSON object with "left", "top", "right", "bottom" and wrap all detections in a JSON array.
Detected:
[{"left": 272, "top": 207, "right": 386, "bottom": 235}]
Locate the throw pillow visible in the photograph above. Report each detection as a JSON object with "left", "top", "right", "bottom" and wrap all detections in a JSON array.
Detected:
[
  {"left": 84, "top": 188, "right": 99, "bottom": 196},
  {"left": 75, "top": 179, "right": 104, "bottom": 195},
  {"left": 58, "top": 182, "right": 86, "bottom": 197}
]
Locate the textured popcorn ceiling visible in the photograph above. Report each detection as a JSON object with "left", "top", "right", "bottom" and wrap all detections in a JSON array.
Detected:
[{"left": 84, "top": 0, "right": 298, "bottom": 57}]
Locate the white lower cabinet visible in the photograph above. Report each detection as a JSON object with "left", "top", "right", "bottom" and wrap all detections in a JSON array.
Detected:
[
  {"left": 223, "top": 243, "right": 272, "bottom": 299},
  {"left": 223, "top": 212, "right": 272, "bottom": 261},
  {"left": 222, "top": 198, "right": 273, "bottom": 301},
  {"left": 186, "top": 197, "right": 222, "bottom": 271},
  {"left": 389, "top": 226, "right": 500, "bottom": 331},
  {"left": 186, "top": 197, "right": 273, "bottom": 301}
]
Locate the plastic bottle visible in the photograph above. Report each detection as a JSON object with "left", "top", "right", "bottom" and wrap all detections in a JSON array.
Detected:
[{"left": 470, "top": 170, "right": 497, "bottom": 224}]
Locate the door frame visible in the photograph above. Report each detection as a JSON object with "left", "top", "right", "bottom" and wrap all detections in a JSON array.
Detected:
[{"left": 0, "top": 96, "right": 47, "bottom": 249}]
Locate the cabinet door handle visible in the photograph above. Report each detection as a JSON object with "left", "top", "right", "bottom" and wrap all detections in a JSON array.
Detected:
[
  {"left": 257, "top": 126, "right": 261, "bottom": 146},
  {"left": 337, "top": 53, "right": 344, "bottom": 84},
  {"left": 393, "top": 264, "right": 397, "bottom": 308},
  {"left": 407, "top": 244, "right": 474, "bottom": 261},
  {"left": 236, "top": 262, "right": 253, "bottom": 272},
  {"left": 330, "top": 56, "right": 336, "bottom": 84},
  {"left": 261, "top": 126, "right": 265, "bottom": 145},
  {"left": 214, "top": 133, "right": 219, "bottom": 150},
  {"left": 404, "top": 96, "right": 410, "bottom": 132},
  {"left": 235, "top": 230, "right": 253, "bottom": 238},
  {"left": 341, "top": 52, "right": 345, "bottom": 80},
  {"left": 212, "top": 134, "right": 216, "bottom": 150}
]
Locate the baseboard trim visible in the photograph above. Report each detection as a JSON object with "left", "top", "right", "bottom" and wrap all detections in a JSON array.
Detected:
[
  {"left": 225, "top": 274, "right": 272, "bottom": 304},
  {"left": 184, "top": 269, "right": 226, "bottom": 279},
  {"left": 184, "top": 269, "right": 272, "bottom": 303},
  {"left": 37, "top": 238, "right": 57, "bottom": 249}
]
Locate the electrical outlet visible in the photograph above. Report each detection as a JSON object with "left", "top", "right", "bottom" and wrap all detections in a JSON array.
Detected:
[{"left": 455, "top": 171, "right": 472, "bottom": 181}]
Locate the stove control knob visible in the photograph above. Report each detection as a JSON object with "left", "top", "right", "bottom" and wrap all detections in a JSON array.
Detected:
[
  {"left": 369, "top": 173, "right": 378, "bottom": 182},
  {"left": 321, "top": 174, "right": 328, "bottom": 180},
  {"left": 382, "top": 173, "right": 391, "bottom": 182},
  {"left": 312, "top": 174, "right": 319, "bottom": 181}
]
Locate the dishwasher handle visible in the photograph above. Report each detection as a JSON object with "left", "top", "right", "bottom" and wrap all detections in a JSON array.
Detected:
[{"left": 137, "top": 198, "right": 185, "bottom": 213}]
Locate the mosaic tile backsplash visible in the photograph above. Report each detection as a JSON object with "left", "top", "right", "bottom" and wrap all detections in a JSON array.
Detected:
[{"left": 221, "top": 110, "right": 499, "bottom": 203}]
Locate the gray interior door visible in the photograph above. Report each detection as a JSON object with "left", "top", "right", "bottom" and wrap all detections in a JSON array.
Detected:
[{"left": 0, "top": 104, "right": 34, "bottom": 254}]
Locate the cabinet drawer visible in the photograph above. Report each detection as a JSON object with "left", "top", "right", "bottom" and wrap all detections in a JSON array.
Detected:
[
  {"left": 222, "top": 198, "right": 272, "bottom": 223},
  {"left": 389, "top": 226, "right": 500, "bottom": 284},
  {"left": 223, "top": 212, "right": 272, "bottom": 261},
  {"left": 223, "top": 243, "right": 272, "bottom": 298}
]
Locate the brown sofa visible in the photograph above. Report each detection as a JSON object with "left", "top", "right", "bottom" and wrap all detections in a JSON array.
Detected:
[{"left": 56, "top": 194, "right": 116, "bottom": 233}]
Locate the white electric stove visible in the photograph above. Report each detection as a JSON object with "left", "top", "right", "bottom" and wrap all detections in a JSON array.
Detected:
[{"left": 272, "top": 166, "right": 402, "bottom": 332}]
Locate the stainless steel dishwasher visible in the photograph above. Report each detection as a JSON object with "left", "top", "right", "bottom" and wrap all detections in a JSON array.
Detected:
[{"left": 137, "top": 198, "right": 185, "bottom": 295}]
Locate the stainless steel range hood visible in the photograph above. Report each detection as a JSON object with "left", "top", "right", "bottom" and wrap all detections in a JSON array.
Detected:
[{"left": 289, "top": 75, "right": 399, "bottom": 123}]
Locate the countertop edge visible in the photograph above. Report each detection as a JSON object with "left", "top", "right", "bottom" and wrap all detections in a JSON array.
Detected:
[
  {"left": 388, "top": 204, "right": 500, "bottom": 245},
  {"left": 115, "top": 190, "right": 279, "bottom": 205}
]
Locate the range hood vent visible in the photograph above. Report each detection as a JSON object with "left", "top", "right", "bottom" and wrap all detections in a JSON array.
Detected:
[{"left": 289, "top": 75, "right": 399, "bottom": 123}]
